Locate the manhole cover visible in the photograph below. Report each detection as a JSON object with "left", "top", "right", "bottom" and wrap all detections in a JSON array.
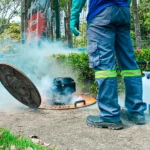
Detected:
[{"left": 0, "top": 63, "right": 41, "bottom": 108}]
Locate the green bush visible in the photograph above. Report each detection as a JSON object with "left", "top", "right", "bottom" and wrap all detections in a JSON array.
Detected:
[
  {"left": 51, "top": 53, "right": 96, "bottom": 95},
  {"left": 135, "top": 47, "right": 150, "bottom": 70},
  {"left": 135, "top": 47, "right": 150, "bottom": 61},
  {"left": 51, "top": 47, "right": 150, "bottom": 96}
]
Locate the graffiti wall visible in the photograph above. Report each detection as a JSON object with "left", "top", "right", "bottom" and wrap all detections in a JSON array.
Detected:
[{"left": 27, "top": 0, "right": 51, "bottom": 40}]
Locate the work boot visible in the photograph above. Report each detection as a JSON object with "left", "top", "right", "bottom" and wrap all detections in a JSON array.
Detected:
[
  {"left": 121, "top": 109, "right": 146, "bottom": 125},
  {"left": 86, "top": 115, "right": 124, "bottom": 130},
  {"left": 128, "top": 115, "right": 146, "bottom": 125}
]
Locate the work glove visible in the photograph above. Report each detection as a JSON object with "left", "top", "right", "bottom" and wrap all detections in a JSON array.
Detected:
[
  {"left": 70, "top": 0, "right": 86, "bottom": 36},
  {"left": 128, "top": 0, "right": 132, "bottom": 5}
]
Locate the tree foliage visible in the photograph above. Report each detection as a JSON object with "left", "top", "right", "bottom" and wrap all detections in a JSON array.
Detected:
[
  {"left": 0, "top": 23, "right": 21, "bottom": 54},
  {"left": 138, "top": 0, "right": 150, "bottom": 40},
  {"left": 0, "top": 23, "right": 21, "bottom": 41},
  {"left": 0, "top": 0, "right": 150, "bottom": 49},
  {"left": 0, "top": 0, "right": 20, "bottom": 33}
]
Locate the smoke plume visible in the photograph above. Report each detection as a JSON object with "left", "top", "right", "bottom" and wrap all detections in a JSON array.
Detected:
[{"left": 0, "top": 40, "right": 79, "bottom": 111}]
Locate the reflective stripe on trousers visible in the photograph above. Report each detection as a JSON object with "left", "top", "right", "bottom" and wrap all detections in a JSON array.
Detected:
[
  {"left": 121, "top": 69, "right": 141, "bottom": 78},
  {"left": 95, "top": 70, "right": 117, "bottom": 78}
]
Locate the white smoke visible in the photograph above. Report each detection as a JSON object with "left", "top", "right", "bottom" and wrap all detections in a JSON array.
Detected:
[
  {"left": 0, "top": 40, "right": 80, "bottom": 111},
  {"left": 0, "top": 83, "right": 28, "bottom": 112}
]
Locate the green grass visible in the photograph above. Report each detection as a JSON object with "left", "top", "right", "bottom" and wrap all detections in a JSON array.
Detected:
[{"left": 0, "top": 128, "right": 53, "bottom": 150}]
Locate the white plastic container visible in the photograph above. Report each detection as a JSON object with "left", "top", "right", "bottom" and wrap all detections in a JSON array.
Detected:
[{"left": 142, "top": 71, "right": 150, "bottom": 114}]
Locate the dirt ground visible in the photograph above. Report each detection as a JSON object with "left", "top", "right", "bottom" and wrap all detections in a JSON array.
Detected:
[{"left": 0, "top": 105, "right": 150, "bottom": 150}]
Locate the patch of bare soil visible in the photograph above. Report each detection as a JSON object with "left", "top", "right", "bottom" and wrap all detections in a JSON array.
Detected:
[{"left": 0, "top": 108, "right": 150, "bottom": 150}]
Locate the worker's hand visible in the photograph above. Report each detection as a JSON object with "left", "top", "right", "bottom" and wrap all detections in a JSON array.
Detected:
[
  {"left": 128, "top": 0, "right": 132, "bottom": 5},
  {"left": 70, "top": 0, "right": 86, "bottom": 36},
  {"left": 70, "top": 16, "right": 80, "bottom": 36}
]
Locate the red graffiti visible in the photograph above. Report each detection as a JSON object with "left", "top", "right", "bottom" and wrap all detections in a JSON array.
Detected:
[{"left": 27, "top": 12, "right": 46, "bottom": 40}]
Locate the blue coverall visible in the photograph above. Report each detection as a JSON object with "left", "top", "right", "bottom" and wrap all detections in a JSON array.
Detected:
[
  {"left": 71, "top": 0, "right": 147, "bottom": 123},
  {"left": 87, "top": 0, "right": 146, "bottom": 122}
]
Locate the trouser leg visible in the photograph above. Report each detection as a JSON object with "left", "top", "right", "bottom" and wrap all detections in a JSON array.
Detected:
[
  {"left": 87, "top": 7, "right": 121, "bottom": 122},
  {"left": 95, "top": 77, "right": 120, "bottom": 122},
  {"left": 114, "top": 7, "right": 147, "bottom": 117}
]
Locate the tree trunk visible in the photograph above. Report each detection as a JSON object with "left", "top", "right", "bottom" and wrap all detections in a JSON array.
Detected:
[
  {"left": 25, "top": 0, "right": 28, "bottom": 35},
  {"left": 67, "top": 0, "right": 73, "bottom": 48},
  {"left": 55, "top": 0, "right": 61, "bottom": 40},
  {"left": 21, "top": 0, "right": 28, "bottom": 43},
  {"left": 21, "top": 0, "right": 26, "bottom": 43},
  {"left": 132, "top": 0, "right": 142, "bottom": 49},
  {"left": 64, "top": 17, "right": 67, "bottom": 41},
  {"left": 50, "top": 14, "right": 54, "bottom": 41}
]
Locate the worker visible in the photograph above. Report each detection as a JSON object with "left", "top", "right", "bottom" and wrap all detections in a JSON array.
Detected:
[{"left": 70, "top": 0, "right": 147, "bottom": 129}]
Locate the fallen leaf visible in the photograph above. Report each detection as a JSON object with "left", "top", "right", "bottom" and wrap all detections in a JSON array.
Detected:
[
  {"left": 30, "top": 135, "right": 39, "bottom": 139},
  {"left": 43, "top": 142, "right": 50, "bottom": 147},
  {"left": 0, "top": 132, "right": 4, "bottom": 138},
  {"left": 31, "top": 138, "right": 41, "bottom": 144},
  {"left": 10, "top": 145, "right": 16, "bottom": 150},
  {"left": 0, "top": 146, "right": 4, "bottom": 148},
  {"left": 26, "top": 147, "right": 33, "bottom": 150}
]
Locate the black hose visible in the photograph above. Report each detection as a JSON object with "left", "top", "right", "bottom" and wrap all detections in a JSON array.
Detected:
[{"left": 137, "top": 61, "right": 150, "bottom": 65}]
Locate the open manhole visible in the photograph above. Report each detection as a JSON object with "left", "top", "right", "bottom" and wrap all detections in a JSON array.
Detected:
[
  {"left": 0, "top": 63, "right": 96, "bottom": 110},
  {"left": 39, "top": 95, "right": 96, "bottom": 110}
]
